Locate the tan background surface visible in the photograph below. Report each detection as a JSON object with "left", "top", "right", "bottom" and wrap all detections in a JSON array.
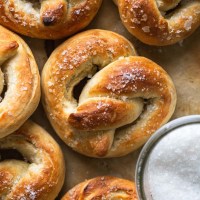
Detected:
[{"left": 20, "top": 0, "right": 200, "bottom": 198}]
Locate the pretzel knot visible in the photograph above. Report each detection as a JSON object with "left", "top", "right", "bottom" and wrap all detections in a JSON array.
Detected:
[
  {"left": 42, "top": 30, "right": 176, "bottom": 158},
  {"left": 0, "top": 0, "right": 102, "bottom": 39},
  {"left": 115, "top": 0, "right": 200, "bottom": 45},
  {"left": 62, "top": 176, "right": 138, "bottom": 200},
  {"left": 0, "top": 121, "right": 65, "bottom": 199},
  {"left": 0, "top": 25, "right": 40, "bottom": 138}
]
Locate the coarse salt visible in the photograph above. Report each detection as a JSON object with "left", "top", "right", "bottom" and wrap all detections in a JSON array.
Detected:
[{"left": 143, "top": 124, "right": 200, "bottom": 200}]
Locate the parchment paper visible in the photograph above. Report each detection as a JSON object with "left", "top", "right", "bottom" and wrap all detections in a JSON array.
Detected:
[{"left": 21, "top": 0, "right": 200, "bottom": 198}]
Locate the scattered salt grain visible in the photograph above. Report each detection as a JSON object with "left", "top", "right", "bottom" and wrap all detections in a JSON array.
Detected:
[
  {"left": 184, "top": 16, "right": 193, "bottom": 31},
  {"left": 142, "top": 26, "right": 150, "bottom": 33},
  {"left": 21, "top": 86, "right": 28, "bottom": 91},
  {"left": 25, "top": 185, "right": 37, "bottom": 200},
  {"left": 141, "top": 14, "right": 148, "bottom": 21},
  {"left": 47, "top": 81, "right": 54, "bottom": 87}
]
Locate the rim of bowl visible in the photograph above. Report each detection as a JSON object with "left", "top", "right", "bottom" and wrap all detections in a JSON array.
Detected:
[{"left": 135, "top": 115, "right": 200, "bottom": 200}]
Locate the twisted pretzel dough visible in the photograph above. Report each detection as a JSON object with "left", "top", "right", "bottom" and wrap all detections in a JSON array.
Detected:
[
  {"left": 42, "top": 29, "right": 176, "bottom": 158},
  {"left": 62, "top": 176, "right": 138, "bottom": 200},
  {"left": 0, "top": 121, "right": 65, "bottom": 200},
  {"left": 0, "top": 0, "right": 102, "bottom": 39},
  {"left": 0, "top": 25, "right": 40, "bottom": 138},
  {"left": 115, "top": 0, "right": 200, "bottom": 45}
]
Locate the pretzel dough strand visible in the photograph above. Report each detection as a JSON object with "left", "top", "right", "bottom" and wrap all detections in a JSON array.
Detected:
[
  {"left": 106, "top": 57, "right": 176, "bottom": 154},
  {"left": 116, "top": 0, "right": 200, "bottom": 45},
  {"left": 0, "top": 40, "right": 18, "bottom": 98},
  {"left": 0, "top": 121, "right": 65, "bottom": 200},
  {"left": 42, "top": 30, "right": 176, "bottom": 157},
  {"left": 0, "top": 0, "right": 102, "bottom": 39},
  {"left": 62, "top": 176, "right": 138, "bottom": 200},
  {"left": 0, "top": 25, "right": 40, "bottom": 138}
]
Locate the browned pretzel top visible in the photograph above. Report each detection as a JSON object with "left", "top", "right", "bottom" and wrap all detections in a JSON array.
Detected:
[
  {"left": 0, "top": 25, "right": 40, "bottom": 138},
  {"left": 116, "top": 0, "right": 200, "bottom": 45},
  {"left": 0, "top": 0, "right": 102, "bottom": 39},
  {"left": 0, "top": 121, "right": 65, "bottom": 200},
  {"left": 42, "top": 29, "right": 176, "bottom": 158},
  {"left": 62, "top": 176, "right": 138, "bottom": 200}
]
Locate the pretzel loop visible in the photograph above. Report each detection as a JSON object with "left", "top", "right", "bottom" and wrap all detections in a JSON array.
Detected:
[
  {"left": 0, "top": 25, "right": 40, "bottom": 138},
  {"left": 42, "top": 30, "right": 176, "bottom": 157},
  {"left": 0, "top": 0, "right": 102, "bottom": 39},
  {"left": 0, "top": 121, "right": 65, "bottom": 199},
  {"left": 116, "top": 0, "right": 200, "bottom": 45}
]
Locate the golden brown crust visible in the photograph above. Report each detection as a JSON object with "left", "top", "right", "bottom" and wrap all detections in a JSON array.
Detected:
[
  {"left": 0, "top": 120, "right": 65, "bottom": 200},
  {"left": 42, "top": 29, "right": 176, "bottom": 158},
  {"left": 115, "top": 0, "right": 200, "bottom": 45},
  {"left": 68, "top": 98, "right": 143, "bottom": 131},
  {"left": 0, "top": 0, "right": 102, "bottom": 39},
  {"left": 61, "top": 176, "right": 138, "bottom": 200},
  {"left": 0, "top": 25, "right": 40, "bottom": 138}
]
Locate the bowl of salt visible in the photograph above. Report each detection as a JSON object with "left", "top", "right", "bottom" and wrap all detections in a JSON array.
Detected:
[{"left": 136, "top": 115, "right": 200, "bottom": 200}]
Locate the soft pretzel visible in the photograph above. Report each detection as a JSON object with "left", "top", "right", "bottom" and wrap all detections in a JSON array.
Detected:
[
  {"left": 115, "top": 0, "right": 200, "bottom": 45},
  {"left": 61, "top": 176, "right": 138, "bottom": 200},
  {"left": 0, "top": 120, "right": 65, "bottom": 199},
  {"left": 0, "top": 0, "right": 102, "bottom": 39},
  {"left": 42, "top": 29, "right": 176, "bottom": 158},
  {"left": 0, "top": 25, "right": 40, "bottom": 138}
]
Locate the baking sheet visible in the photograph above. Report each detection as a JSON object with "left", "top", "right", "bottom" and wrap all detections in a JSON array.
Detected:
[{"left": 21, "top": 0, "right": 200, "bottom": 198}]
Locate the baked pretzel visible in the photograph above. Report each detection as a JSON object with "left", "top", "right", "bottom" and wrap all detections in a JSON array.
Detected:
[
  {"left": 0, "top": 25, "right": 40, "bottom": 138},
  {"left": 0, "top": 121, "right": 65, "bottom": 199},
  {"left": 61, "top": 176, "right": 138, "bottom": 200},
  {"left": 0, "top": 0, "right": 102, "bottom": 39},
  {"left": 42, "top": 29, "right": 176, "bottom": 158},
  {"left": 115, "top": 0, "right": 200, "bottom": 45}
]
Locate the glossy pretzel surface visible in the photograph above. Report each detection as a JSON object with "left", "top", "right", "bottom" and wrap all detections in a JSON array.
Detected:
[
  {"left": 0, "top": 25, "right": 40, "bottom": 138},
  {"left": 42, "top": 29, "right": 176, "bottom": 157},
  {"left": 0, "top": 121, "right": 65, "bottom": 200},
  {"left": 0, "top": 0, "right": 102, "bottom": 39},
  {"left": 115, "top": 0, "right": 200, "bottom": 45},
  {"left": 62, "top": 176, "right": 138, "bottom": 200}
]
